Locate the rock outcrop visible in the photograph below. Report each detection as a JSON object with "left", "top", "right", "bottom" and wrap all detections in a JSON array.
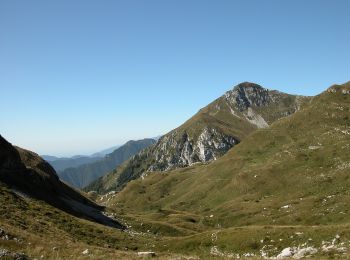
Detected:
[{"left": 149, "top": 127, "right": 237, "bottom": 171}]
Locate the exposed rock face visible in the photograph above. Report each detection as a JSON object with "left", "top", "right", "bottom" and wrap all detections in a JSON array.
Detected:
[
  {"left": 148, "top": 128, "right": 237, "bottom": 172},
  {"left": 86, "top": 82, "right": 311, "bottom": 193},
  {"left": 223, "top": 82, "right": 306, "bottom": 127},
  {"left": 225, "top": 82, "right": 272, "bottom": 111}
]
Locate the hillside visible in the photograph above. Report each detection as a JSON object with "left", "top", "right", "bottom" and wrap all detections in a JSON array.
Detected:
[
  {"left": 0, "top": 184, "right": 153, "bottom": 259},
  {"left": 88, "top": 82, "right": 310, "bottom": 193},
  {"left": 58, "top": 139, "right": 156, "bottom": 189},
  {"left": 97, "top": 82, "right": 350, "bottom": 258}
]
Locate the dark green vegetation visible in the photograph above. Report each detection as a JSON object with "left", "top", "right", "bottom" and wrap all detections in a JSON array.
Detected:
[
  {"left": 58, "top": 139, "right": 156, "bottom": 188},
  {"left": 87, "top": 82, "right": 310, "bottom": 193}
]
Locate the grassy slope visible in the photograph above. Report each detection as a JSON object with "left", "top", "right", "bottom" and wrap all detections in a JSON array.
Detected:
[
  {"left": 101, "top": 82, "right": 350, "bottom": 257},
  {"left": 113, "top": 83, "right": 350, "bottom": 223},
  {"left": 0, "top": 183, "right": 163, "bottom": 259},
  {"left": 2, "top": 179, "right": 349, "bottom": 259}
]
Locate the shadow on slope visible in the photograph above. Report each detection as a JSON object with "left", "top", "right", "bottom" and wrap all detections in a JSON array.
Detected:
[{"left": 0, "top": 135, "right": 124, "bottom": 229}]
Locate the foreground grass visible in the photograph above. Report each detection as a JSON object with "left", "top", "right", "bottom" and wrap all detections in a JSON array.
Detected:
[
  {"left": 2, "top": 182, "right": 350, "bottom": 259},
  {"left": 0, "top": 184, "right": 163, "bottom": 259}
]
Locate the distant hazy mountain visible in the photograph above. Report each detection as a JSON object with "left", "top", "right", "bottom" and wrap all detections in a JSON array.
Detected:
[
  {"left": 41, "top": 155, "right": 60, "bottom": 161},
  {"left": 41, "top": 145, "right": 123, "bottom": 172},
  {"left": 42, "top": 155, "right": 102, "bottom": 172},
  {"left": 58, "top": 138, "right": 156, "bottom": 189},
  {"left": 90, "top": 145, "right": 121, "bottom": 158}
]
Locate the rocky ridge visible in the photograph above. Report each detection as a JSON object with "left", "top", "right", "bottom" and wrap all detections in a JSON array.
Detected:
[{"left": 87, "top": 82, "right": 310, "bottom": 193}]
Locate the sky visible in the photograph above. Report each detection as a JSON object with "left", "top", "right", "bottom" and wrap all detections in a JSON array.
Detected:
[{"left": 1, "top": 0, "right": 349, "bottom": 156}]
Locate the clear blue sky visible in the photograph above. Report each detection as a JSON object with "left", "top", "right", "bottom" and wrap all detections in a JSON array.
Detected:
[{"left": 1, "top": 1, "right": 349, "bottom": 156}]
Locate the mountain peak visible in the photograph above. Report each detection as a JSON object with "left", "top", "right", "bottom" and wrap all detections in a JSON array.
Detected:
[
  {"left": 226, "top": 82, "right": 270, "bottom": 111},
  {"left": 233, "top": 82, "right": 264, "bottom": 90},
  {"left": 87, "top": 82, "right": 309, "bottom": 193}
]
